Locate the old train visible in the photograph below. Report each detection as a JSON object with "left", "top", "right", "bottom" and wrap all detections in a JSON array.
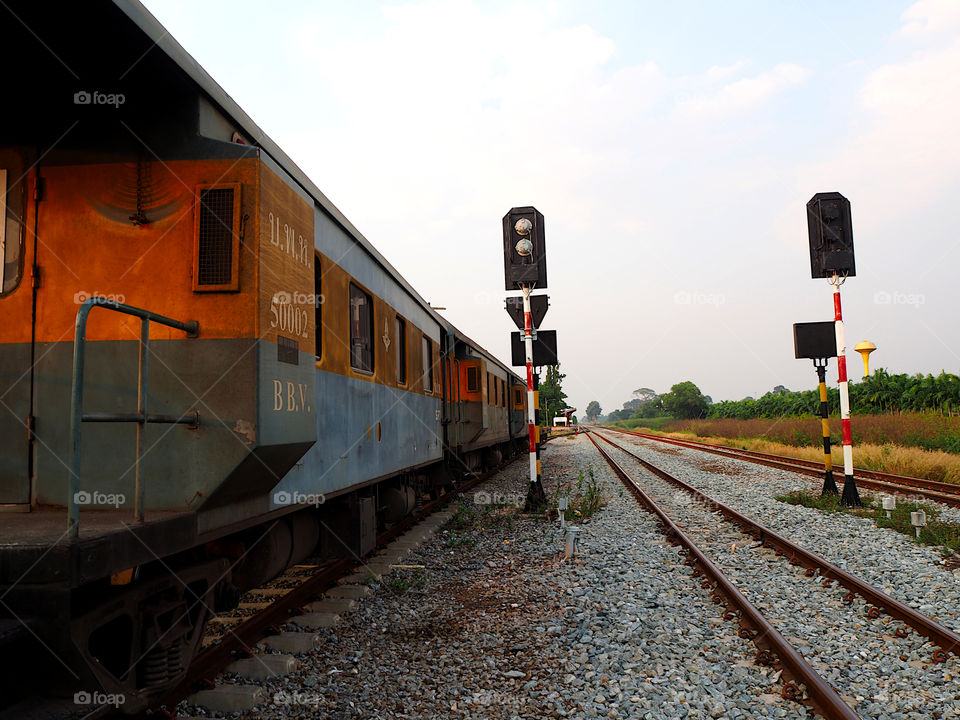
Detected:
[{"left": 0, "top": 0, "right": 528, "bottom": 711}]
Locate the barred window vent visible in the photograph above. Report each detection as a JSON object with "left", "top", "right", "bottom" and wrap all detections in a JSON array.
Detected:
[{"left": 197, "top": 188, "right": 234, "bottom": 285}]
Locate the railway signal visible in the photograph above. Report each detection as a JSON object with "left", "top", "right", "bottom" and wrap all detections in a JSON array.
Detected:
[
  {"left": 806, "top": 192, "right": 861, "bottom": 507},
  {"left": 503, "top": 206, "right": 549, "bottom": 510},
  {"left": 793, "top": 321, "right": 839, "bottom": 497}
]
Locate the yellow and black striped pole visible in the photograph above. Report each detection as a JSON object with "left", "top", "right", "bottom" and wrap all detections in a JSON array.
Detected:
[{"left": 815, "top": 360, "right": 839, "bottom": 496}]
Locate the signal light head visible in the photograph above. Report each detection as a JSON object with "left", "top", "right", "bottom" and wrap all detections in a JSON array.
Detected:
[
  {"left": 515, "top": 218, "right": 532, "bottom": 236},
  {"left": 515, "top": 237, "right": 533, "bottom": 256}
]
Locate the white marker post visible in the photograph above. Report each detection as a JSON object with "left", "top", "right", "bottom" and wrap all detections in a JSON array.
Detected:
[
  {"left": 831, "top": 273, "right": 861, "bottom": 507},
  {"left": 522, "top": 284, "right": 540, "bottom": 497}
]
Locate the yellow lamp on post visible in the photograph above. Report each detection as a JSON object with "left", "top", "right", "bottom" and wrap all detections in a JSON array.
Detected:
[{"left": 854, "top": 341, "right": 876, "bottom": 378}]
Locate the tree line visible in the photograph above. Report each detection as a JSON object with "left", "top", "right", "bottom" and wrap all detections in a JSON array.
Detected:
[{"left": 588, "top": 369, "right": 960, "bottom": 422}]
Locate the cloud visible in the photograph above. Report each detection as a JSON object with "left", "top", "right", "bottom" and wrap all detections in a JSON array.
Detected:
[
  {"left": 676, "top": 63, "right": 809, "bottom": 118},
  {"left": 900, "top": 0, "right": 960, "bottom": 35}
]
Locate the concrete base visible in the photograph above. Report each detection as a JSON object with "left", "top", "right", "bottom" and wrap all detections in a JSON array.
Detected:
[
  {"left": 227, "top": 654, "right": 299, "bottom": 681},
  {"left": 263, "top": 631, "right": 321, "bottom": 653},
  {"left": 364, "top": 563, "right": 395, "bottom": 576},
  {"left": 305, "top": 598, "right": 356, "bottom": 613},
  {"left": 343, "top": 570, "right": 381, "bottom": 583},
  {"left": 187, "top": 685, "right": 266, "bottom": 713},
  {"left": 327, "top": 584, "right": 371, "bottom": 599},
  {"left": 292, "top": 612, "right": 341, "bottom": 630}
]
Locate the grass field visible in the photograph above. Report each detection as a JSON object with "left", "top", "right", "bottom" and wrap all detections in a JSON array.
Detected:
[
  {"left": 605, "top": 415, "right": 960, "bottom": 484},
  {"left": 660, "top": 414, "right": 960, "bottom": 454}
]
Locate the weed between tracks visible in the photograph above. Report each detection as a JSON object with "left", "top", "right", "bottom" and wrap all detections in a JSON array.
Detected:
[
  {"left": 553, "top": 467, "right": 607, "bottom": 522},
  {"left": 776, "top": 490, "right": 960, "bottom": 555}
]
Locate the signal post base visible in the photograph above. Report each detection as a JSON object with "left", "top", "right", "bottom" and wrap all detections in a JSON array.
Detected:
[
  {"left": 523, "top": 479, "right": 547, "bottom": 512},
  {"left": 840, "top": 477, "right": 862, "bottom": 507}
]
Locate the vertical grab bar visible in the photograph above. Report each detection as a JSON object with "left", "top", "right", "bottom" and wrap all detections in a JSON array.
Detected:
[{"left": 68, "top": 298, "right": 199, "bottom": 539}]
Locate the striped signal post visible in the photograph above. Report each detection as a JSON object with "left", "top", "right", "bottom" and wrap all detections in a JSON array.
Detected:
[
  {"left": 832, "top": 273, "right": 861, "bottom": 506},
  {"left": 522, "top": 284, "right": 546, "bottom": 510},
  {"left": 815, "top": 359, "right": 838, "bottom": 496}
]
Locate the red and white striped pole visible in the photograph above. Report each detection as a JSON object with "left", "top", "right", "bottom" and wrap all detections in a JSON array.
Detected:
[
  {"left": 522, "top": 284, "right": 546, "bottom": 509},
  {"left": 832, "top": 274, "right": 861, "bottom": 506}
]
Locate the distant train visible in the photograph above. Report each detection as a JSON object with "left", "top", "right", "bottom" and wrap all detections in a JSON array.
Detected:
[{"left": 0, "top": 1, "right": 527, "bottom": 711}]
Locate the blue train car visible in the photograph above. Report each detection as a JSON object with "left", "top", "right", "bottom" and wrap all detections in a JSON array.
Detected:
[{"left": 0, "top": 0, "right": 527, "bottom": 711}]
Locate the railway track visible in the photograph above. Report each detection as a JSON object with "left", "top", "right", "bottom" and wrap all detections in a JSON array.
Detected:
[
  {"left": 149, "top": 465, "right": 508, "bottom": 718},
  {"left": 599, "top": 425, "right": 960, "bottom": 508},
  {"left": 16, "top": 464, "right": 509, "bottom": 720},
  {"left": 585, "top": 429, "right": 960, "bottom": 719}
]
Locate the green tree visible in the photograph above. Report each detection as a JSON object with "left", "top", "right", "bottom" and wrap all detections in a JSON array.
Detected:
[
  {"left": 539, "top": 364, "right": 568, "bottom": 425},
  {"left": 585, "top": 400, "right": 602, "bottom": 421},
  {"left": 661, "top": 381, "right": 709, "bottom": 419}
]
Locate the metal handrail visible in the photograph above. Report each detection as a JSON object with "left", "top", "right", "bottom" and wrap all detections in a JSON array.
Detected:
[{"left": 68, "top": 298, "right": 199, "bottom": 538}]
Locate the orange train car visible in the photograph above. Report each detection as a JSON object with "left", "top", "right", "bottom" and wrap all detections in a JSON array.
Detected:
[{"left": 0, "top": 1, "right": 527, "bottom": 711}]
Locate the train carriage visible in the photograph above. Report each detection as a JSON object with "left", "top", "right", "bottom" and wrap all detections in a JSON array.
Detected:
[{"left": 0, "top": 0, "right": 527, "bottom": 711}]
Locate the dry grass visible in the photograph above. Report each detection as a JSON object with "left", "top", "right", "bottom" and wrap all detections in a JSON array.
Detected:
[
  {"left": 661, "top": 414, "right": 960, "bottom": 454},
  {"left": 657, "top": 431, "right": 960, "bottom": 485}
]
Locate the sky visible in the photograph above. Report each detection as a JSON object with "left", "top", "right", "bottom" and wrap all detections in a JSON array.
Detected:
[{"left": 144, "top": 0, "right": 960, "bottom": 417}]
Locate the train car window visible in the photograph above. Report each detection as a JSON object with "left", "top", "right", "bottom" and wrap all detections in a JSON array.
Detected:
[
  {"left": 515, "top": 388, "right": 523, "bottom": 407},
  {"left": 422, "top": 336, "right": 433, "bottom": 393},
  {"left": 314, "top": 259, "right": 322, "bottom": 359},
  {"left": 349, "top": 283, "right": 374, "bottom": 373},
  {"left": 193, "top": 183, "right": 240, "bottom": 291},
  {"left": 396, "top": 316, "right": 406, "bottom": 384},
  {"left": 1, "top": 168, "right": 25, "bottom": 296},
  {"left": 500, "top": 378, "right": 506, "bottom": 406},
  {"left": 466, "top": 366, "right": 479, "bottom": 393}
]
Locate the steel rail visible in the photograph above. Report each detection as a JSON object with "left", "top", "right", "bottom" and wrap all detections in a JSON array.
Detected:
[
  {"left": 146, "top": 462, "right": 505, "bottom": 718},
  {"left": 627, "top": 428, "right": 960, "bottom": 494},
  {"left": 585, "top": 433, "right": 861, "bottom": 720},
  {"left": 591, "top": 430, "right": 960, "bottom": 661},
  {"left": 600, "top": 426, "right": 960, "bottom": 508}
]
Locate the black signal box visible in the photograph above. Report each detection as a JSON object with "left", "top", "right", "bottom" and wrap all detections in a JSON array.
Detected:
[
  {"left": 807, "top": 192, "right": 855, "bottom": 279},
  {"left": 793, "top": 321, "right": 837, "bottom": 360},
  {"left": 503, "top": 206, "right": 547, "bottom": 290},
  {"left": 511, "top": 330, "right": 558, "bottom": 367},
  {"left": 505, "top": 295, "right": 549, "bottom": 330}
]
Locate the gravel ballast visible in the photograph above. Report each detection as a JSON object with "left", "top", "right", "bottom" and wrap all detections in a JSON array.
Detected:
[
  {"left": 596, "top": 430, "right": 960, "bottom": 719},
  {"left": 180, "top": 434, "right": 825, "bottom": 719}
]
